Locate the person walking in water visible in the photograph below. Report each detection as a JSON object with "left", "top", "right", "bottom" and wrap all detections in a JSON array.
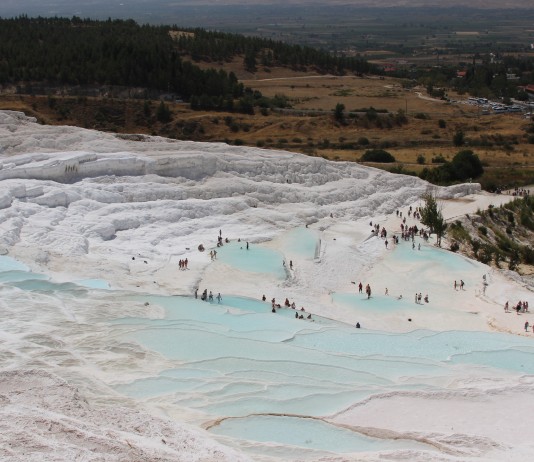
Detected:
[{"left": 216, "top": 293, "right": 222, "bottom": 303}]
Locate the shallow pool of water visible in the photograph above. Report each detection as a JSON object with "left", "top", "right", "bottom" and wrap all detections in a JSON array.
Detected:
[
  {"left": 215, "top": 241, "right": 286, "bottom": 278},
  {"left": 210, "top": 415, "right": 433, "bottom": 454},
  {"left": 115, "top": 291, "right": 534, "bottom": 428},
  {"left": 75, "top": 279, "right": 112, "bottom": 290},
  {"left": 0, "top": 255, "right": 30, "bottom": 272},
  {"left": 280, "top": 227, "right": 320, "bottom": 260}
]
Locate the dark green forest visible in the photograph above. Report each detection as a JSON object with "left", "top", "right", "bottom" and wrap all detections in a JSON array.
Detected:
[
  {"left": 0, "top": 16, "right": 374, "bottom": 104},
  {"left": 0, "top": 16, "right": 244, "bottom": 101}
]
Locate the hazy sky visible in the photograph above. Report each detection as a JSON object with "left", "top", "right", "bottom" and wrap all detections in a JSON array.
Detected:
[{"left": 1, "top": 0, "right": 532, "bottom": 28}]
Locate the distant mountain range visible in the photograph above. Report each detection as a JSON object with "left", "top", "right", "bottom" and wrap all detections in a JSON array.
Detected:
[{"left": 1, "top": 0, "right": 533, "bottom": 16}]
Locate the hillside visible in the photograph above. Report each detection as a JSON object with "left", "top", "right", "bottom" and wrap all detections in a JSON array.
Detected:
[{"left": 447, "top": 194, "right": 534, "bottom": 277}]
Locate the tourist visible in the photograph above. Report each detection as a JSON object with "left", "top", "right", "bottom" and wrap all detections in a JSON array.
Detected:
[
  {"left": 454, "top": 280, "right": 457, "bottom": 290},
  {"left": 358, "top": 282, "right": 363, "bottom": 293},
  {"left": 356, "top": 322, "right": 361, "bottom": 328},
  {"left": 504, "top": 301, "right": 509, "bottom": 313},
  {"left": 262, "top": 294, "right": 266, "bottom": 301},
  {"left": 290, "top": 260, "right": 293, "bottom": 270},
  {"left": 208, "top": 291, "right": 213, "bottom": 302},
  {"left": 385, "top": 287, "right": 389, "bottom": 295},
  {"left": 424, "top": 294, "right": 429, "bottom": 303},
  {"left": 216, "top": 293, "right": 222, "bottom": 303},
  {"left": 460, "top": 280, "right": 465, "bottom": 290},
  {"left": 525, "top": 321, "right": 529, "bottom": 332},
  {"left": 194, "top": 288, "right": 198, "bottom": 299}
]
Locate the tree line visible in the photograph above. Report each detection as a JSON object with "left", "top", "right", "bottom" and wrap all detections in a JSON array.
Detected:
[{"left": 174, "top": 28, "right": 375, "bottom": 75}]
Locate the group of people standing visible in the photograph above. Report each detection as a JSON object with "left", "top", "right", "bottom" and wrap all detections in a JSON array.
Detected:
[
  {"left": 415, "top": 293, "right": 429, "bottom": 304},
  {"left": 195, "top": 288, "right": 222, "bottom": 303},
  {"left": 504, "top": 300, "right": 529, "bottom": 314}
]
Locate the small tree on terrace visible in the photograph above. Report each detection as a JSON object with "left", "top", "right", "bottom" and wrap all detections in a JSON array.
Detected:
[
  {"left": 420, "top": 192, "right": 447, "bottom": 247},
  {"left": 334, "top": 103, "right": 345, "bottom": 122}
]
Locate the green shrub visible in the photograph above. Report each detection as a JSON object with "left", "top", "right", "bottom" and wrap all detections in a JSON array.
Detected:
[
  {"left": 414, "top": 112, "right": 429, "bottom": 120},
  {"left": 361, "top": 149, "right": 396, "bottom": 163},
  {"left": 453, "top": 130, "right": 465, "bottom": 147},
  {"left": 431, "top": 154, "right": 446, "bottom": 163}
]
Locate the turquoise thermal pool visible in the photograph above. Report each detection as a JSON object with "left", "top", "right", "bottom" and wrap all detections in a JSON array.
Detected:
[
  {"left": 279, "top": 227, "right": 320, "bottom": 259},
  {"left": 210, "top": 415, "right": 433, "bottom": 453},
  {"left": 215, "top": 241, "right": 287, "bottom": 278},
  {"left": 113, "top": 291, "right": 534, "bottom": 455},
  {"left": 2, "top": 235, "right": 533, "bottom": 458}
]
